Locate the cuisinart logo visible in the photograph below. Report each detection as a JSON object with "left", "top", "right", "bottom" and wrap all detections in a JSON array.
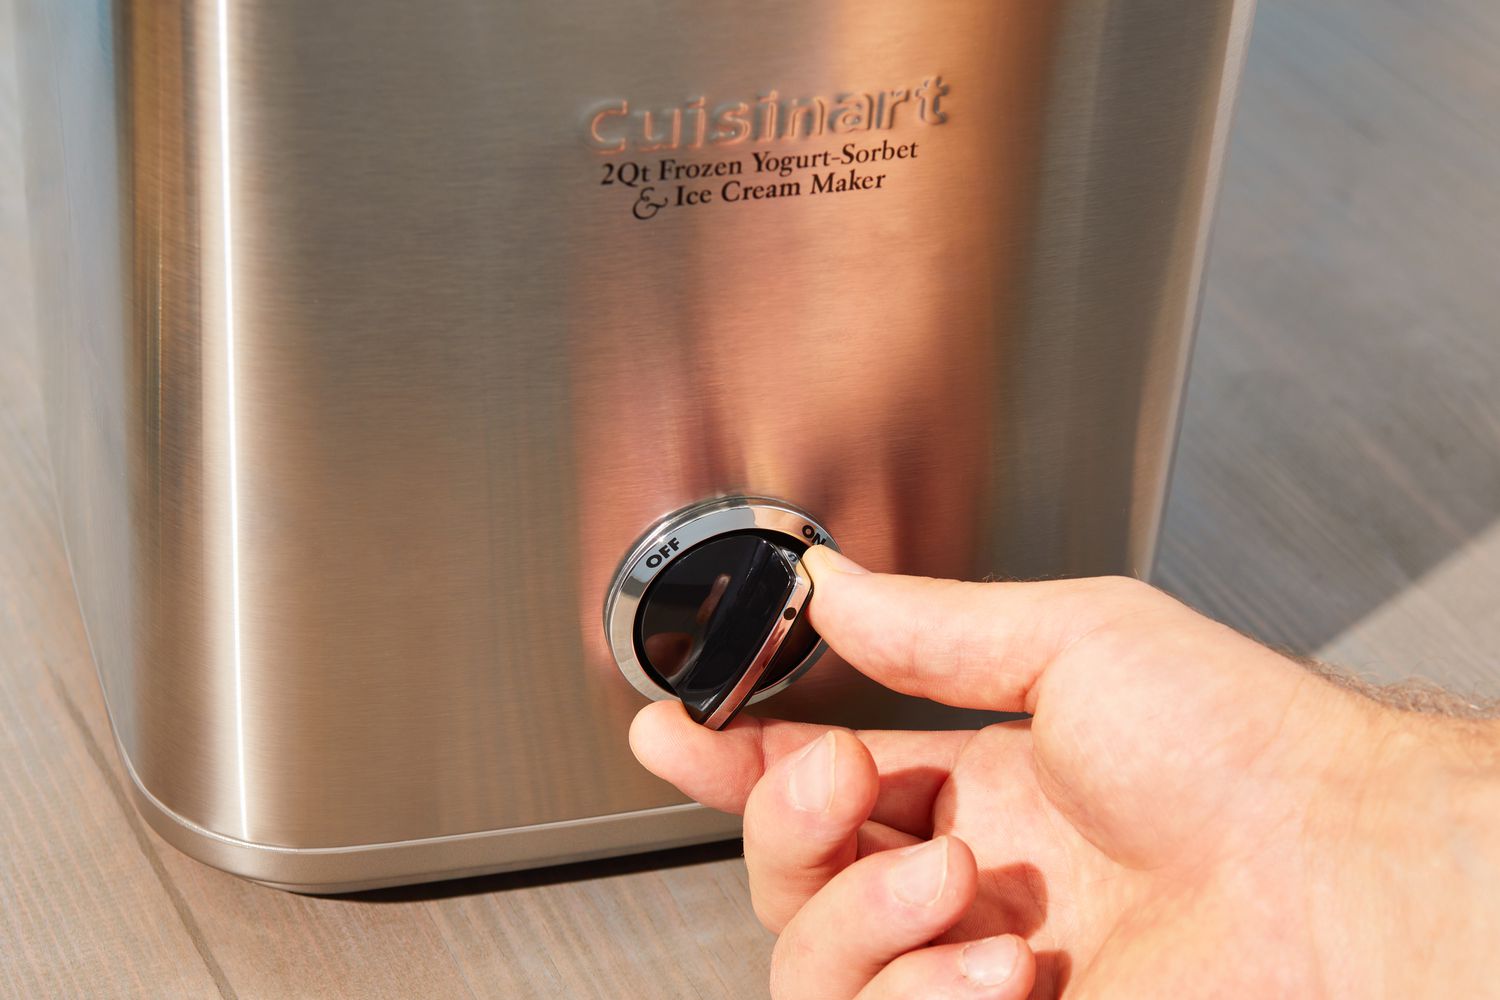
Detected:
[{"left": 584, "top": 76, "right": 950, "bottom": 153}]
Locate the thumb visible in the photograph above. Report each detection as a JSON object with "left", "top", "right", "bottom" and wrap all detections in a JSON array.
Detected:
[{"left": 800, "top": 545, "right": 1170, "bottom": 713}]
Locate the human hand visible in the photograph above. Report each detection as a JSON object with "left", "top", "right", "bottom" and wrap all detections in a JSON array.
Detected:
[{"left": 630, "top": 547, "right": 1500, "bottom": 999}]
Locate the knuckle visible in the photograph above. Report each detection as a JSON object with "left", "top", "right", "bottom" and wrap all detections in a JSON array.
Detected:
[
  {"left": 1069, "top": 576, "right": 1178, "bottom": 645},
  {"left": 1093, "top": 574, "right": 1161, "bottom": 606}
]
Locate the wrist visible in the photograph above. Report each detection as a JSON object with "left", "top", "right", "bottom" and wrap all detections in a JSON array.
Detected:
[{"left": 1322, "top": 708, "right": 1500, "bottom": 997}]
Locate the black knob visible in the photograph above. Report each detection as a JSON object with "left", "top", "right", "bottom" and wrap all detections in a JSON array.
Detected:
[{"left": 634, "top": 533, "right": 815, "bottom": 729}]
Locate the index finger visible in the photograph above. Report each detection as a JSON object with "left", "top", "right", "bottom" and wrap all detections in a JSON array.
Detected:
[{"left": 801, "top": 546, "right": 1179, "bottom": 714}]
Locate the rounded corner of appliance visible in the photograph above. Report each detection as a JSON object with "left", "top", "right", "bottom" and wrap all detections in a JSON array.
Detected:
[{"left": 120, "top": 767, "right": 743, "bottom": 893}]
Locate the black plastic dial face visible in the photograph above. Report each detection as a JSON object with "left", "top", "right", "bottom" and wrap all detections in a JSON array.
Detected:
[{"left": 634, "top": 531, "right": 820, "bottom": 721}]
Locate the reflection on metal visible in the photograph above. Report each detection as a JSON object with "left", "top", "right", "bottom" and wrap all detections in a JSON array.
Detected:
[{"left": 215, "top": 0, "right": 249, "bottom": 843}]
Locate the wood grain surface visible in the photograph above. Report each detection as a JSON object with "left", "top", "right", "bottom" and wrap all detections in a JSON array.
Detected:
[{"left": 2, "top": 0, "right": 1498, "bottom": 997}]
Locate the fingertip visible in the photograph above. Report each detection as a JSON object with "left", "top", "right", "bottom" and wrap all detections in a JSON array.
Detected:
[
  {"left": 748, "top": 728, "right": 876, "bottom": 835},
  {"left": 630, "top": 700, "right": 789, "bottom": 814},
  {"left": 801, "top": 548, "right": 891, "bottom": 654},
  {"left": 856, "top": 932, "right": 1036, "bottom": 1000},
  {"left": 943, "top": 833, "right": 981, "bottom": 908},
  {"left": 810, "top": 731, "right": 876, "bottom": 827},
  {"left": 768, "top": 833, "right": 987, "bottom": 997},
  {"left": 829, "top": 727, "right": 880, "bottom": 794},
  {"left": 945, "top": 832, "right": 979, "bottom": 876},
  {"left": 803, "top": 544, "right": 870, "bottom": 577},
  {"left": 886, "top": 834, "right": 978, "bottom": 918},
  {"left": 627, "top": 699, "right": 688, "bottom": 776},
  {"left": 929, "top": 834, "right": 982, "bottom": 925},
  {"left": 959, "top": 934, "right": 1036, "bottom": 996}
]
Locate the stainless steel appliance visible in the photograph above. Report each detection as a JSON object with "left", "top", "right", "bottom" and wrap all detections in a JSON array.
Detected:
[{"left": 16, "top": 0, "right": 1255, "bottom": 891}]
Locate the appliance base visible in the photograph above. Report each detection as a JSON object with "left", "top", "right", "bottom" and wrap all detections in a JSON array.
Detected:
[{"left": 117, "top": 740, "right": 741, "bottom": 895}]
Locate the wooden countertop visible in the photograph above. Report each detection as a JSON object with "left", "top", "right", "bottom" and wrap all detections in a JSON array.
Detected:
[{"left": 3, "top": 0, "right": 1497, "bottom": 996}]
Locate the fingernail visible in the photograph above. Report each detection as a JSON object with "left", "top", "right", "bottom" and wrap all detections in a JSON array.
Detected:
[
  {"left": 960, "top": 935, "right": 1021, "bottom": 987},
  {"left": 805, "top": 545, "right": 869, "bottom": 575},
  {"left": 890, "top": 837, "right": 949, "bottom": 907},
  {"left": 788, "top": 732, "right": 836, "bottom": 813}
]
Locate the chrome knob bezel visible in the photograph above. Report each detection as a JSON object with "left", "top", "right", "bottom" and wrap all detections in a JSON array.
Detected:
[{"left": 603, "top": 495, "right": 839, "bottom": 707}]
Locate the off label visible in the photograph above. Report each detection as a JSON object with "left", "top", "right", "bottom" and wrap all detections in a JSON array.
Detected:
[{"left": 644, "top": 536, "right": 681, "bottom": 569}]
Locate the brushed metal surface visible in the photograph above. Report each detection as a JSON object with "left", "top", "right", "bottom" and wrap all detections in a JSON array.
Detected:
[{"left": 17, "top": 0, "right": 1255, "bottom": 885}]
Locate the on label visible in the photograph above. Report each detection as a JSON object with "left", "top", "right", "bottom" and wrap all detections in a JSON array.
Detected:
[{"left": 802, "top": 524, "right": 833, "bottom": 547}]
